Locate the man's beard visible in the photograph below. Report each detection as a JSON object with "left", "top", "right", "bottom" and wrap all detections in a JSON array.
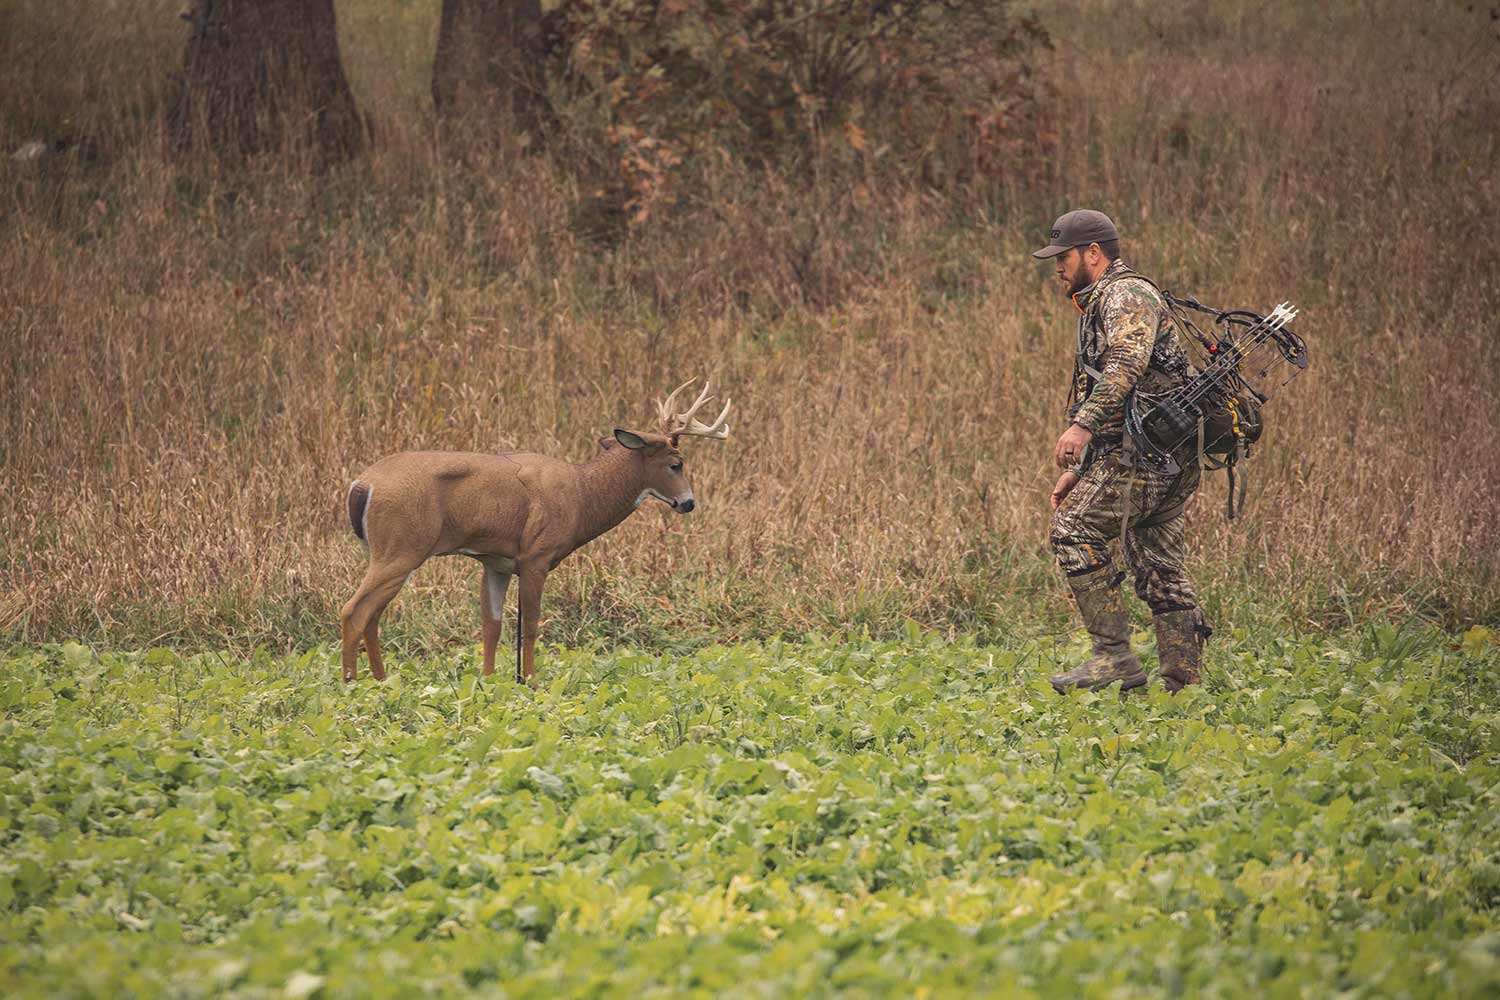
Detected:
[{"left": 1067, "top": 262, "right": 1093, "bottom": 298}]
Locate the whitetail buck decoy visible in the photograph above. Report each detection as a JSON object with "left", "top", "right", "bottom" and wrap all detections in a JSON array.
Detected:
[{"left": 340, "top": 379, "right": 731, "bottom": 684}]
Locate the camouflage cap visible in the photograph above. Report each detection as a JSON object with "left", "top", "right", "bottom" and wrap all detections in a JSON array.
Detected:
[{"left": 1031, "top": 209, "right": 1119, "bottom": 259}]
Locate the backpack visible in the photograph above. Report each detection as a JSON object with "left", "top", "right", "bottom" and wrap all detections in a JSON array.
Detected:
[{"left": 1122, "top": 287, "right": 1306, "bottom": 518}]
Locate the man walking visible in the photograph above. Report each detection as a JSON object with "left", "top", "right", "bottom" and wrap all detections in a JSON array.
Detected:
[{"left": 1033, "top": 209, "right": 1209, "bottom": 694}]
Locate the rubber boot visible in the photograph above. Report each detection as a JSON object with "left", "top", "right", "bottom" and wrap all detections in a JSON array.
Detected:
[
  {"left": 1050, "top": 564, "right": 1147, "bottom": 694},
  {"left": 1155, "top": 608, "right": 1208, "bottom": 693}
]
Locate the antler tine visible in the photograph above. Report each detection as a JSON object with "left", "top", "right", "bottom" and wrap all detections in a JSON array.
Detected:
[
  {"left": 672, "top": 379, "right": 717, "bottom": 427},
  {"left": 680, "top": 397, "right": 731, "bottom": 439},
  {"left": 657, "top": 376, "right": 731, "bottom": 440},
  {"left": 656, "top": 378, "right": 697, "bottom": 434}
]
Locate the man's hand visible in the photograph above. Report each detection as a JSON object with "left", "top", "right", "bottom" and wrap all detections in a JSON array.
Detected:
[
  {"left": 1053, "top": 423, "right": 1093, "bottom": 469},
  {"left": 1050, "top": 470, "right": 1081, "bottom": 510}
]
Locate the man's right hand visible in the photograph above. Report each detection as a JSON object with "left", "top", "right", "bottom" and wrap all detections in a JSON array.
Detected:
[{"left": 1050, "top": 470, "right": 1081, "bottom": 510}]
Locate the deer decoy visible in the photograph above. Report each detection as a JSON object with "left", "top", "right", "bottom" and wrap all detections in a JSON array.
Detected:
[{"left": 340, "top": 378, "right": 731, "bottom": 684}]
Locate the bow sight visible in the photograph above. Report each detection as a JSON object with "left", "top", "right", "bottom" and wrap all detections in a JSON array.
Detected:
[{"left": 1125, "top": 297, "right": 1309, "bottom": 476}]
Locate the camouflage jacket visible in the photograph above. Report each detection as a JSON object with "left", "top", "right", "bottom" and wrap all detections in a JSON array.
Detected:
[{"left": 1068, "top": 259, "right": 1193, "bottom": 447}]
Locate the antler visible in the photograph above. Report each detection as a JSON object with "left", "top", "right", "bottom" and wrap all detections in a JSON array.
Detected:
[{"left": 656, "top": 377, "right": 731, "bottom": 440}]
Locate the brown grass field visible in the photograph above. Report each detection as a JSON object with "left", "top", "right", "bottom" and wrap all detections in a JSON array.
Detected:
[{"left": 2, "top": 0, "right": 1497, "bottom": 654}]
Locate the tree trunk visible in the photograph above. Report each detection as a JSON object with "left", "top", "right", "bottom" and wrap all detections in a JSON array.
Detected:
[
  {"left": 432, "top": 0, "right": 547, "bottom": 144},
  {"left": 168, "top": 0, "right": 365, "bottom": 162}
]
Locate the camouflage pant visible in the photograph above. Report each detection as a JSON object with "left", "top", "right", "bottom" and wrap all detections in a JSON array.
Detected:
[{"left": 1050, "top": 450, "right": 1201, "bottom": 612}]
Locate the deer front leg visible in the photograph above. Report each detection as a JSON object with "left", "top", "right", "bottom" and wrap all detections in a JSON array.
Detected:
[
  {"left": 479, "top": 567, "right": 512, "bottom": 676},
  {"left": 515, "top": 567, "right": 547, "bottom": 686}
]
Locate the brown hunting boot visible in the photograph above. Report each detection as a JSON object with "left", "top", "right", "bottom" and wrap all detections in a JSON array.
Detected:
[
  {"left": 1050, "top": 564, "right": 1147, "bottom": 694},
  {"left": 1155, "top": 608, "right": 1208, "bottom": 693}
]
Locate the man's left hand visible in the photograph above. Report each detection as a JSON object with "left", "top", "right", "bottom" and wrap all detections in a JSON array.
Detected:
[{"left": 1053, "top": 423, "right": 1093, "bottom": 469}]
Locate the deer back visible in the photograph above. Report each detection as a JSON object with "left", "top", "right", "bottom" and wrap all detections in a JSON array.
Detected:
[{"left": 355, "top": 451, "right": 576, "bottom": 562}]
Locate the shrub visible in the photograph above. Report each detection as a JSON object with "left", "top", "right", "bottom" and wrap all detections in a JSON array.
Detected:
[{"left": 538, "top": 0, "right": 1050, "bottom": 224}]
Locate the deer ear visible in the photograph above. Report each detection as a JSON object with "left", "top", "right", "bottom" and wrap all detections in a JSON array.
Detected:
[
  {"left": 613, "top": 428, "right": 648, "bottom": 451},
  {"left": 598, "top": 436, "right": 617, "bottom": 451}
]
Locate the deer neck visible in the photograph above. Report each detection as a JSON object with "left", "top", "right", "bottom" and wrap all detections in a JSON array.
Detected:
[{"left": 571, "top": 447, "right": 651, "bottom": 548}]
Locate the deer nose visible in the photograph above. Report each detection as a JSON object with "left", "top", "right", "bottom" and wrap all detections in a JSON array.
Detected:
[{"left": 676, "top": 498, "right": 695, "bottom": 513}]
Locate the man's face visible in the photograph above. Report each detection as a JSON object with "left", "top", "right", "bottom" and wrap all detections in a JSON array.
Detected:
[{"left": 1055, "top": 246, "right": 1095, "bottom": 298}]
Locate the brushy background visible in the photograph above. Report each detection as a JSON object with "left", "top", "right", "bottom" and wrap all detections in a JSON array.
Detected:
[{"left": 2, "top": 0, "right": 1498, "bottom": 656}]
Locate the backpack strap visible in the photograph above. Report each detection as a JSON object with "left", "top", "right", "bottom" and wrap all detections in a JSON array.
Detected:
[
  {"left": 1225, "top": 454, "right": 1249, "bottom": 519},
  {"left": 1135, "top": 497, "right": 1188, "bottom": 530},
  {"left": 1118, "top": 437, "right": 1137, "bottom": 564},
  {"left": 1075, "top": 266, "right": 1148, "bottom": 413},
  {"left": 1080, "top": 268, "right": 1182, "bottom": 382}
]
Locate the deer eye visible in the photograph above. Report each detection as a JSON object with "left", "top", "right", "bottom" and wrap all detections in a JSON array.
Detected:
[{"left": 670, "top": 462, "right": 684, "bottom": 474}]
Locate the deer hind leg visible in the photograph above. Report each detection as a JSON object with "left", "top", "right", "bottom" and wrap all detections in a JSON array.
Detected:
[
  {"left": 363, "top": 617, "right": 387, "bottom": 682},
  {"left": 479, "top": 566, "right": 512, "bottom": 676},
  {"left": 339, "top": 590, "right": 365, "bottom": 683},
  {"left": 340, "top": 562, "right": 416, "bottom": 682}
]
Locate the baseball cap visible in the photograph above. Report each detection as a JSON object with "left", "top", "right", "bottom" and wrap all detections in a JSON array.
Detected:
[{"left": 1031, "top": 209, "right": 1119, "bottom": 259}]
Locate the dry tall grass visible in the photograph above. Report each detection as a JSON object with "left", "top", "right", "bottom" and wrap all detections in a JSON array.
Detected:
[{"left": 3, "top": 0, "right": 1497, "bottom": 651}]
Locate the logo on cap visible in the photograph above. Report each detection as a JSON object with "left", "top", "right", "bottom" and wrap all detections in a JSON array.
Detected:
[{"left": 1050, "top": 229, "right": 1061, "bottom": 239}]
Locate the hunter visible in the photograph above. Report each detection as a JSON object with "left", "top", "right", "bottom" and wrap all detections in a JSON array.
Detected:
[{"left": 1033, "top": 209, "right": 1209, "bottom": 694}]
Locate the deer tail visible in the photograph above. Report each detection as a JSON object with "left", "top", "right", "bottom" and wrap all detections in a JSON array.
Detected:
[{"left": 347, "top": 481, "right": 372, "bottom": 543}]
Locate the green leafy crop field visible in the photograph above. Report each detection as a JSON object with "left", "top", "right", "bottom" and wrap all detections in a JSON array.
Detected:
[{"left": 2, "top": 628, "right": 1498, "bottom": 997}]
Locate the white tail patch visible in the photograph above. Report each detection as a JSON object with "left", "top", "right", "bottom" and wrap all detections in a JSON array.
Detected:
[{"left": 359, "top": 483, "right": 373, "bottom": 547}]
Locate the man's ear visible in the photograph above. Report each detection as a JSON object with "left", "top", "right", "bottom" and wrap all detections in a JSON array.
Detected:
[{"left": 614, "top": 428, "right": 648, "bottom": 450}]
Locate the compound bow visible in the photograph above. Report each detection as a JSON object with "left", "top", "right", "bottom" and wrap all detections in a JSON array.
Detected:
[{"left": 1124, "top": 297, "right": 1309, "bottom": 475}]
